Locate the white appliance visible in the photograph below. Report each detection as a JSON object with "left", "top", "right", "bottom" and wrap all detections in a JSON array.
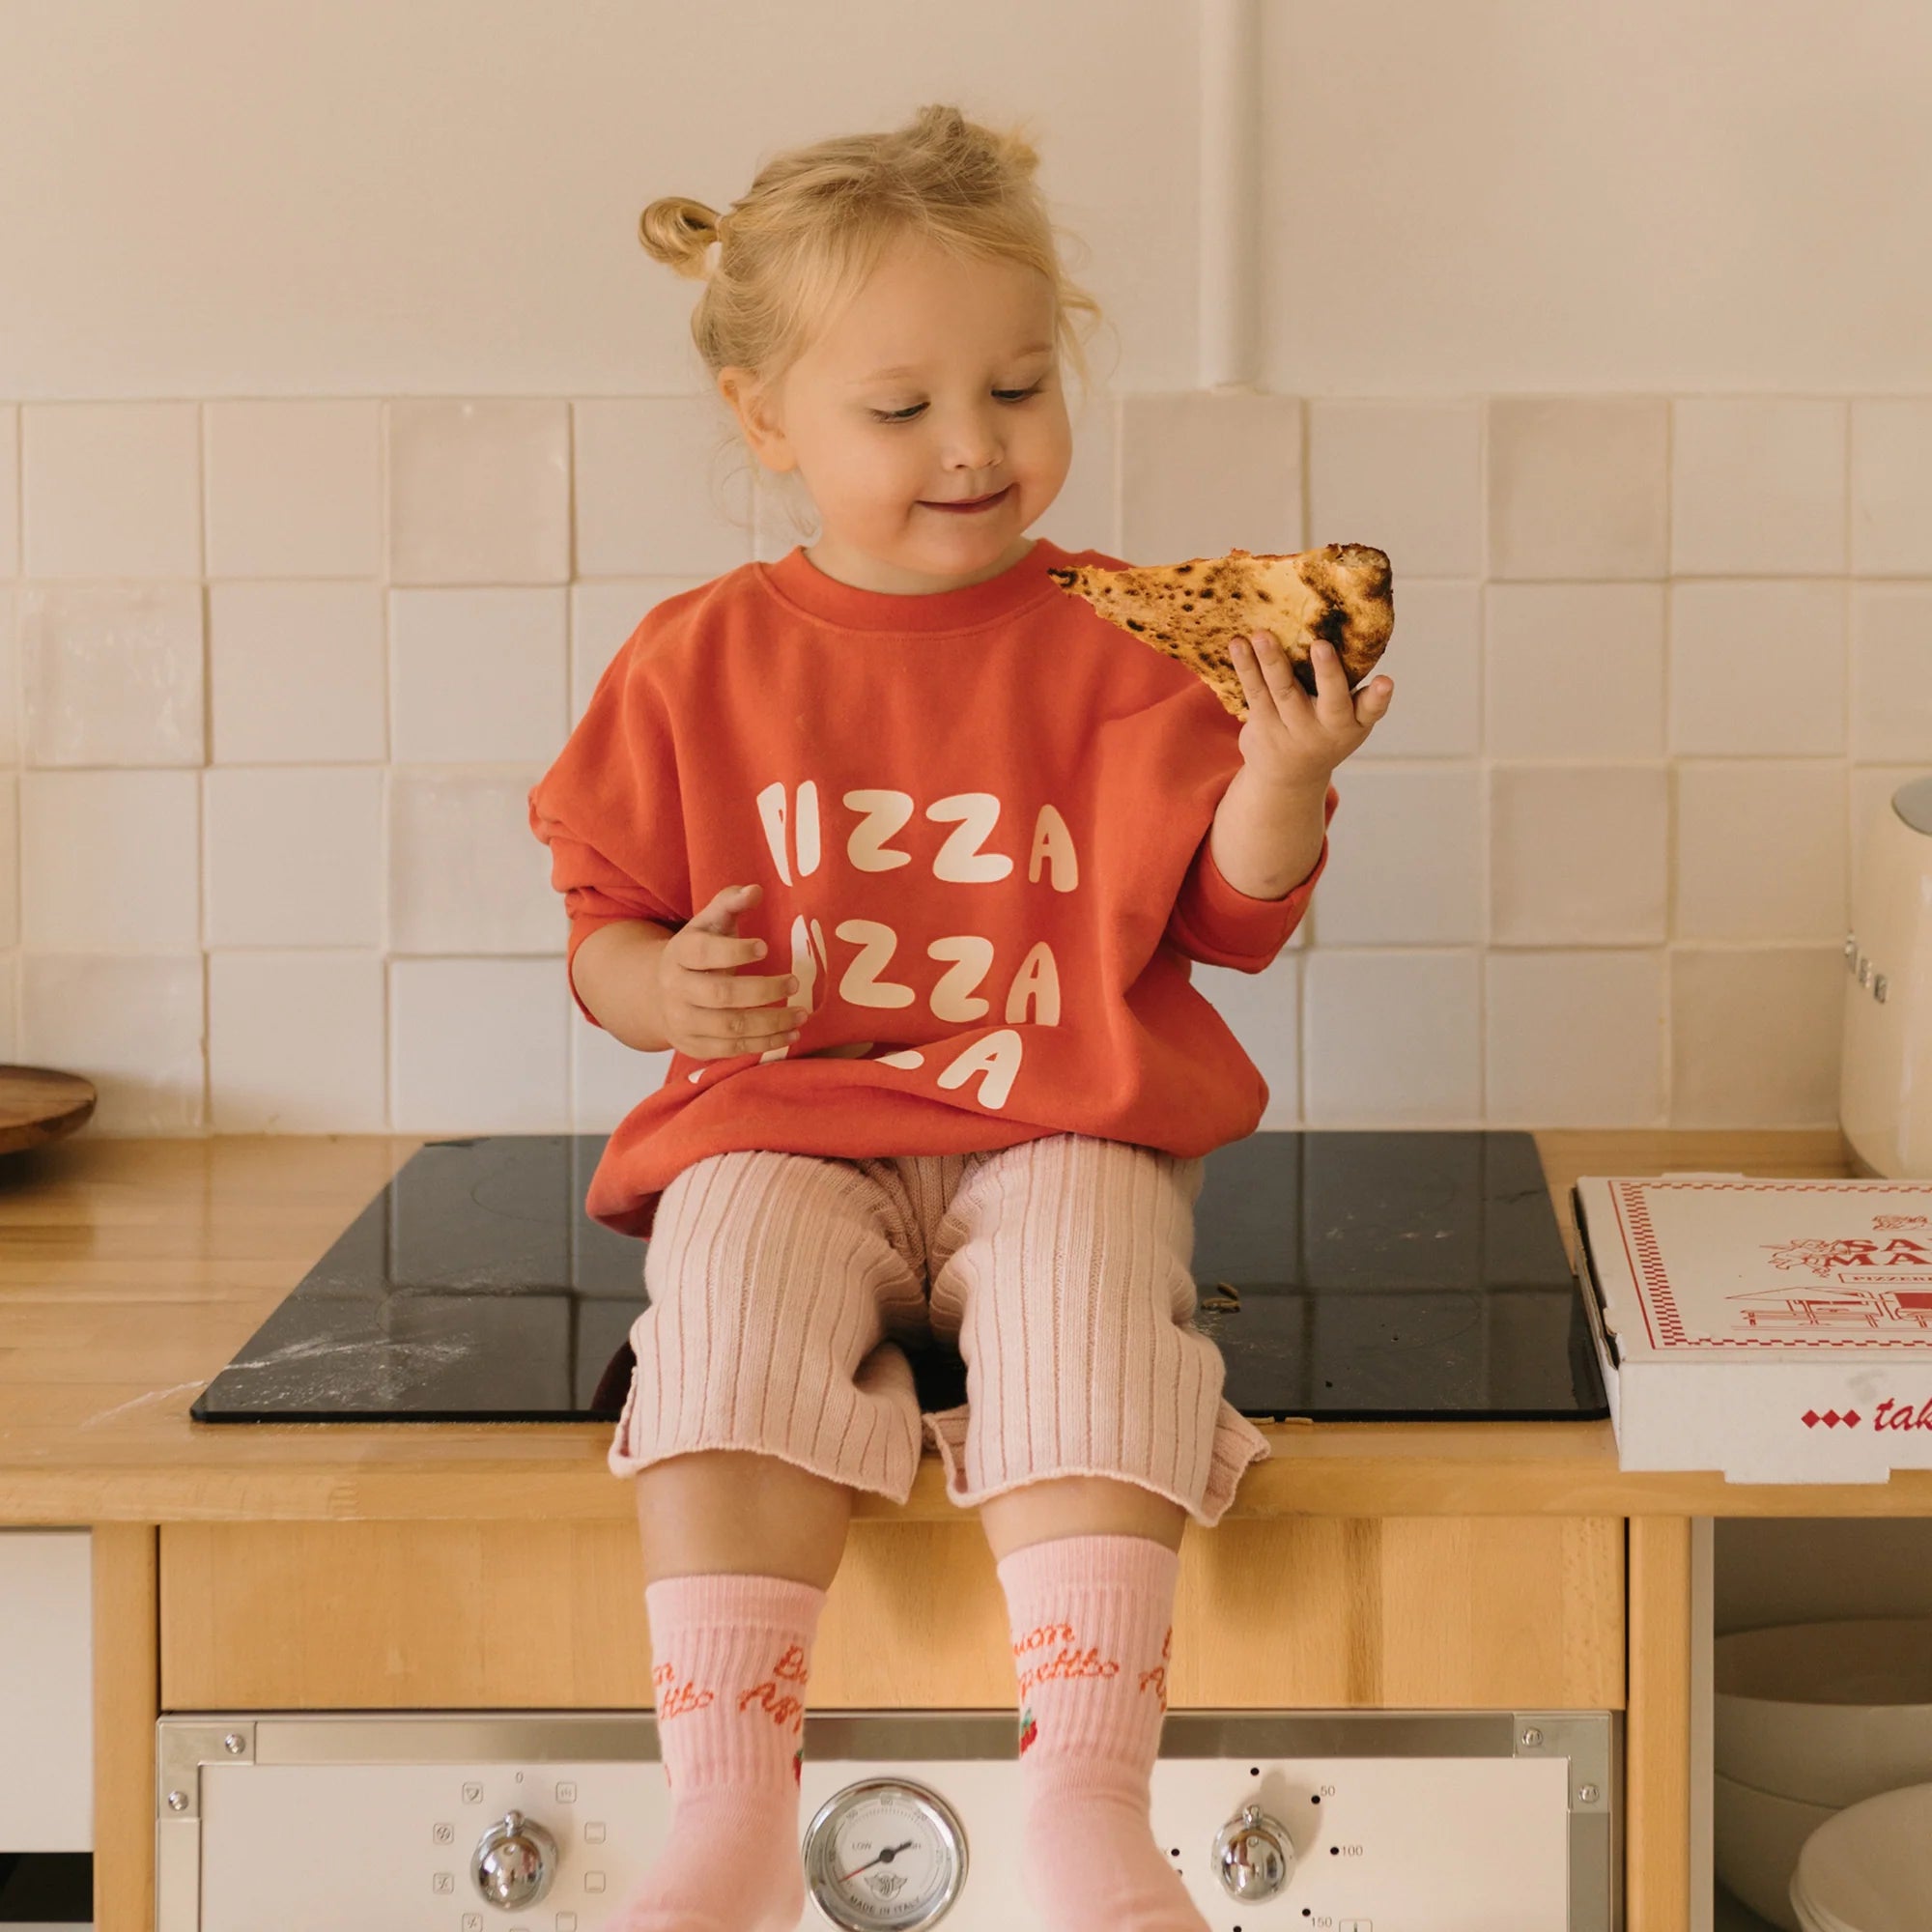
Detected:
[
  {"left": 1840, "top": 773, "right": 1932, "bottom": 1179},
  {"left": 0, "top": 1530, "right": 94, "bottom": 1854},
  {"left": 156, "top": 1709, "right": 1619, "bottom": 1931}
]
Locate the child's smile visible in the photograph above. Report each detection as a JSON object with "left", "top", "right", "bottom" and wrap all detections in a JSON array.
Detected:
[{"left": 717, "top": 234, "right": 1074, "bottom": 596}]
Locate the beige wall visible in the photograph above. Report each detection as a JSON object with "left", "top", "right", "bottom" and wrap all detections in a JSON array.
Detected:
[
  {"left": 4, "top": 1, "right": 1930, "bottom": 1137},
  {"left": 8, "top": 2, "right": 1932, "bottom": 399},
  {"left": 1260, "top": 0, "right": 1932, "bottom": 395},
  {"left": 0, "top": 0, "right": 1196, "bottom": 399}
]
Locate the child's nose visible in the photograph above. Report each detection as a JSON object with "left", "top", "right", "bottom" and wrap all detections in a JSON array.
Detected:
[{"left": 938, "top": 410, "right": 1004, "bottom": 469}]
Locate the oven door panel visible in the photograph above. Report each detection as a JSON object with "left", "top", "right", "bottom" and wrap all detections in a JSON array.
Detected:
[{"left": 158, "top": 1711, "right": 1617, "bottom": 1931}]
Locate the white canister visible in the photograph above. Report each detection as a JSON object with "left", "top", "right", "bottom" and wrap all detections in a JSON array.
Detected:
[{"left": 1840, "top": 774, "right": 1932, "bottom": 1179}]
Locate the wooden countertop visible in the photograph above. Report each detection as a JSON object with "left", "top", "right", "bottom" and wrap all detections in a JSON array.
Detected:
[{"left": 4, "top": 1125, "right": 1928, "bottom": 1524}]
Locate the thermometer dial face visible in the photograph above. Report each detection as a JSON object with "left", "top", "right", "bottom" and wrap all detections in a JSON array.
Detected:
[{"left": 801, "top": 1777, "right": 968, "bottom": 1929}]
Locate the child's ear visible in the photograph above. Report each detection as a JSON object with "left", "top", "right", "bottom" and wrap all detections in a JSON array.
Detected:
[{"left": 718, "top": 367, "right": 796, "bottom": 474}]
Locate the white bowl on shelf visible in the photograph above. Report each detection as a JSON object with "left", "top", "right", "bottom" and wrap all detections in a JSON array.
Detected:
[
  {"left": 1789, "top": 1781, "right": 1932, "bottom": 1932},
  {"left": 1717, "top": 1618, "right": 1932, "bottom": 1809},
  {"left": 1714, "top": 1770, "right": 1838, "bottom": 1932}
]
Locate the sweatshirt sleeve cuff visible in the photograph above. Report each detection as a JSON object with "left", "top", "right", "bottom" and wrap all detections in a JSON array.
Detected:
[{"left": 1165, "top": 782, "right": 1338, "bottom": 973}]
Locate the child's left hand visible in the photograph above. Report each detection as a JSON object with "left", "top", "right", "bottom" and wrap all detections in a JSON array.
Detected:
[{"left": 1231, "top": 630, "right": 1394, "bottom": 791}]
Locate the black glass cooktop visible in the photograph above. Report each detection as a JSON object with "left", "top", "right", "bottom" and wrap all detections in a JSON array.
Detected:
[{"left": 190, "top": 1129, "right": 1608, "bottom": 1426}]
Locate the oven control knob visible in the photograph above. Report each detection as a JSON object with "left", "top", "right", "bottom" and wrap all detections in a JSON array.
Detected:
[
  {"left": 471, "top": 1809, "right": 558, "bottom": 1909},
  {"left": 1212, "top": 1803, "right": 1294, "bottom": 1899}
]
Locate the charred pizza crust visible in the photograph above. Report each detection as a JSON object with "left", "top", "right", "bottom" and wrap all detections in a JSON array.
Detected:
[{"left": 1046, "top": 542, "right": 1394, "bottom": 720}]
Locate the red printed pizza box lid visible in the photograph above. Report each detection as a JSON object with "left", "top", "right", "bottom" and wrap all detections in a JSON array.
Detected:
[
  {"left": 1572, "top": 1173, "right": 1932, "bottom": 1482},
  {"left": 1574, "top": 1172, "right": 1932, "bottom": 1360}
]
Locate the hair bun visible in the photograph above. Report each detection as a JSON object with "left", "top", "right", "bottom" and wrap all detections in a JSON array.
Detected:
[{"left": 638, "top": 195, "right": 723, "bottom": 279}]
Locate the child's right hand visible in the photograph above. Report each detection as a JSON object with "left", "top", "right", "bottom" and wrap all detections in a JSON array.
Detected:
[{"left": 652, "top": 883, "right": 807, "bottom": 1060}]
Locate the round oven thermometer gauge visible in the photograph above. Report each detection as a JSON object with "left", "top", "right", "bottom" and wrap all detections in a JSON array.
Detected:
[{"left": 802, "top": 1776, "right": 969, "bottom": 1929}]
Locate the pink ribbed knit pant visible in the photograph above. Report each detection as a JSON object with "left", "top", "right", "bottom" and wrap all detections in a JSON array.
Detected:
[{"left": 610, "top": 1132, "right": 1270, "bottom": 1525}]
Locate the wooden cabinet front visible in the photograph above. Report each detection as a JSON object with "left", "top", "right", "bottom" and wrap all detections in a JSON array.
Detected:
[{"left": 160, "top": 1515, "right": 1625, "bottom": 1712}]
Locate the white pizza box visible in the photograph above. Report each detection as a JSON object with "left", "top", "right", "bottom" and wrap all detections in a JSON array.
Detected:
[{"left": 1572, "top": 1171, "right": 1932, "bottom": 1483}]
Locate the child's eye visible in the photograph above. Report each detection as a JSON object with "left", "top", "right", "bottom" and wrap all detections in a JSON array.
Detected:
[{"left": 869, "top": 384, "right": 1045, "bottom": 425}]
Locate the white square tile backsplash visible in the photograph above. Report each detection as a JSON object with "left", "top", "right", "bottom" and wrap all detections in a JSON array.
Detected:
[
  {"left": 22, "top": 402, "right": 202, "bottom": 580},
  {"left": 1670, "top": 398, "right": 1848, "bottom": 577},
  {"left": 1486, "top": 398, "right": 1670, "bottom": 581},
  {"left": 574, "top": 398, "right": 753, "bottom": 579},
  {"left": 1307, "top": 401, "right": 1482, "bottom": 579},
  {"left": 1485, "top": 951, "right": 1666, "bottom": 1128},
  {"left": 1484, "top": 582, "right": 1667, "bottom": 761},
  {"left": 22, "top": 769, "right": 201, "bottom": 952},
  {"left": 387, "top": 399, "right": 570, "bottom": 585},
  {"left": 204, "top": 767, "right": 386, "bottom": 950},
  {"left": 9, "top": 387, "right": 1919, "bottom": 1134},
  {"left": 1194, "top": 952, "right": 1301, "bottom": 1128},
  {"left": 1490, "top": 765, "right": 1670, "bottom": 947},
  {"left": 1671, "top": 947, "right": 1844, "bottom": 1127},
  {"left": 20, "top": 953, "right": 205, "bottom": 1132},
  {"left": 0, "top": 778, "right": 16, "bottom": 951},
  {"left": 1300, "top": 764, "right": 1483, "bottom": 947},
  {"left": 1668, "top": 580, "right": 1848, "bottom": 755},
  {"left": 209, "top": 582, "right": 387, "bottom": 765},
  {"left": 22, "top": 583, "right": 205, "bottom": 767},
  {"left": 389, "top": 956, "right": 570, "bottom": 1133},
  {"left": 389, "top": 587, "right": 568, "bottom": 764},
  {"left": 574, "top": 1016, "right": 673, "bottom": 1137},
  {"left": 1851, "top": 400, "right": 1932, "bottom": 577},
  {"left": 1671, "top": 760, "right": 1847, "bottom": 943},
  {"left": 1350, "top": 580, "right": 1480, "bottom": 760},
  {"left": 204, "top": 400, "right": 384, "bottom": 579},
  {"left": 1302, "top": 949, "right": 1483, "bottom": 1124},
  {"left": 0, "top": 586, "right": 20, "bottom": 765},
  {"left": 1120, "top": 391, "right": 1301, "bottom": 558},
  {"left": 0, "top": 407, "right": 18, "bottom": 578},
  {"left": 1850, "top": 582, "right": 1932, "bottom": 762},
  {"left": 208, "top": 951, "right": 387, "bottom": 1132},
  {"left": 387, "top": 768, "right": 559, "bottom": 956}
]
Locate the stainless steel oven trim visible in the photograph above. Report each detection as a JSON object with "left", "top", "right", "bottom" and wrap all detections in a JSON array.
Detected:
[{"left": 156, "top": 1708, "right": 1619, "bottom": 1931}]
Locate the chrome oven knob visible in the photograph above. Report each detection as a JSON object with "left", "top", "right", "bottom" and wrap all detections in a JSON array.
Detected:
[
  {"left": 471, "top": 1809, "right": 558, "bottom": 1909},
  {"left": 1212, "top": 1803, "right": 1294, "bottom": 1899}
]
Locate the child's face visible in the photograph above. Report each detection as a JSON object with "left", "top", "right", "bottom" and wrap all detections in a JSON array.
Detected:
[{"left": 722, "top": 235, "right": 1072, "bottom": 593}]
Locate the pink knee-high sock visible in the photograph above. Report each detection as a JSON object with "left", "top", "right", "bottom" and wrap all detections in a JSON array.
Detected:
[
  {"left": 614, "top": 1572, "right": 825, "bottom": 1932},
  {"left": 996, "top": 1532, "right": 1206, "bottom": 1932}
]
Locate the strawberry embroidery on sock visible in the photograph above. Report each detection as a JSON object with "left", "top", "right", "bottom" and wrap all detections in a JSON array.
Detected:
[
  {"left": 651, "top": 1660, "right": 716, "bottom": 1720},
  {"left": 1018, "top": 1704, "right": 1037, "bottom": 1755},
  {"left": 793, "top": 1744, "right": 806, "bottom": 1783}
]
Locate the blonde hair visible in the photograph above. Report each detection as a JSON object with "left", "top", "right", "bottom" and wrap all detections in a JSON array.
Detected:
[{"left": 639, "top": 102, "right": 1112, "bottom": 538}]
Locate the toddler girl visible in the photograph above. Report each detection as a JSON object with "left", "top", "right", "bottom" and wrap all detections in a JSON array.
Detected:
[{"left": 528, "top": 101, "right": 1392, "bottom": 1932}]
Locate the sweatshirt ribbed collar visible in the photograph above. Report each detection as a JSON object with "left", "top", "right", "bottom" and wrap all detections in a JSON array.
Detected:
[{"left": 759, "top": 535, "right": 1074, "bottom": 633}]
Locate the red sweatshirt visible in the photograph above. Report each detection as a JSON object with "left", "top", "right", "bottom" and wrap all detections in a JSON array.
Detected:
[{"left": 527, "top": 535, "right": 1338, "bottom": 1238}]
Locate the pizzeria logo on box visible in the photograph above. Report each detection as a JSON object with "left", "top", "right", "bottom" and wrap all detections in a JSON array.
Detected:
[
  {"left": 1769, "top": 1231, "right": 1932, "bottom": 1281},
  {"left": 1802, "top": 1399, "right": 1932, "bottom": 1432}
]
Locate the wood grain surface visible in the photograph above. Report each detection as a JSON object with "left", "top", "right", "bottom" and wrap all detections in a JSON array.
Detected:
[
  {"left": 159, "top": 1514, "right": 1626, "bottom": 1712},
  {"left": 7, "top": 1125, "right": 1925, "bottom": 1525}
]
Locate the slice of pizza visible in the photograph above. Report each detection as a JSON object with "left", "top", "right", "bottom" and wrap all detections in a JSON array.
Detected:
[{"left": 1046, "top": 542, "right": 1394, "bottom": 720}]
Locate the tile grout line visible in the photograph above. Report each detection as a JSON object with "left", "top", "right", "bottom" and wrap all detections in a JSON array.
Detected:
[{"left": 1662, "top": 397, "right": 1676, "bottom": 1127}]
